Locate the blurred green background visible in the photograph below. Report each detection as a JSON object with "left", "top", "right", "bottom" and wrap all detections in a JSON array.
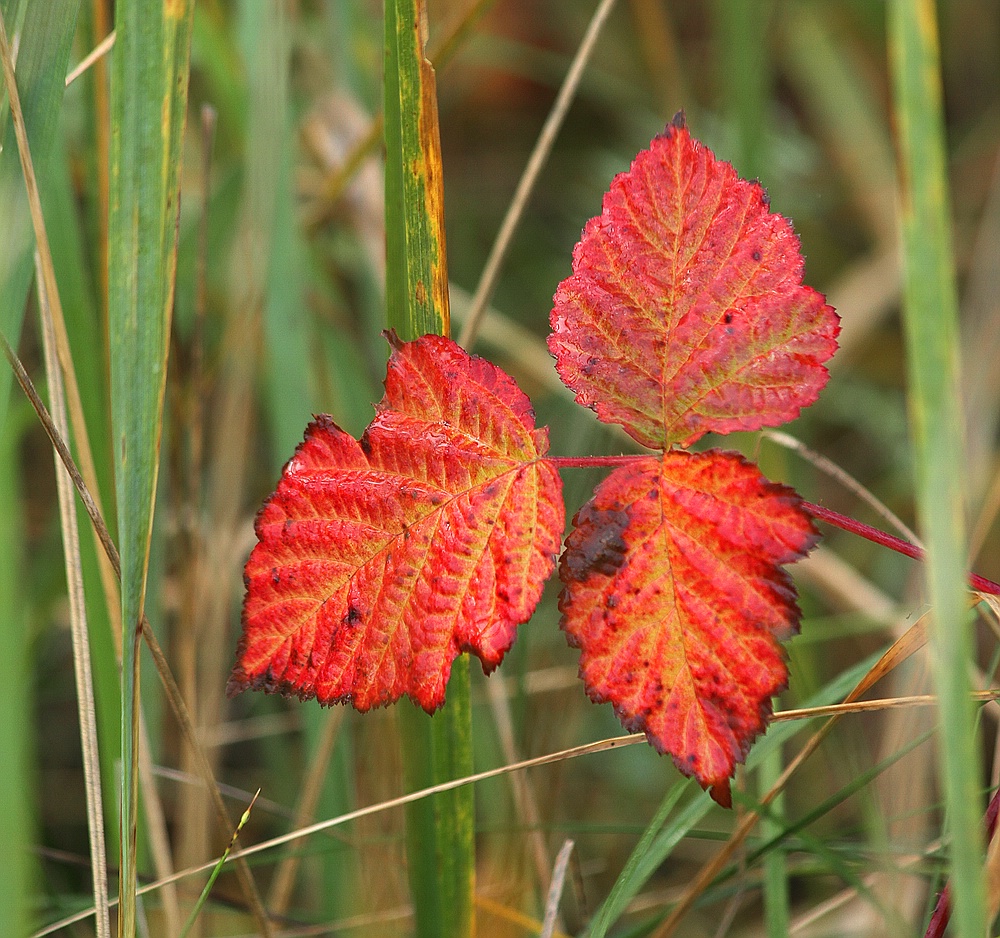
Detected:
[{"left": 5, "top": 0, "right": 1000, "bottom": 935}]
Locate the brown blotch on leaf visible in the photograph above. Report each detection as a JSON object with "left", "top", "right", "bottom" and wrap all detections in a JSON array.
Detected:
[{"left": 563, "top": 507, "right": 630, "bottom": 581}]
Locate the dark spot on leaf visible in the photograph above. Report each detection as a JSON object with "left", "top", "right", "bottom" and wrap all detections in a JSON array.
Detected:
[
  {"left": 564, "top": 508, "right": 630, "bottom": 580},
  {"left": 607, "top": 595, "right": 618, "bottom": 609},
  {"left": 271, "top": 568, "right": 280, "bottom": 585},
  {"left": 752, "top": 249, "right": 762, "bottom": 262},
  {"left": 359, "top": 433, "right": 372, "bottom": 457},
  {"left": 724, "top": 312, "right": 733, "bottom": 324},
  {"left": 344, "top": 606, "right": 362, "bottom": 626}
]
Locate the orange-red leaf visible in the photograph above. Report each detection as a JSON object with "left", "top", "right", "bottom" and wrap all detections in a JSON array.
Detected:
[
  {"left": 229, "top": 334, "right": 564, "bottom": 712},
  {"left": 549, "top": 116, "right": 840, "bottom": 450},
  {"left": 559, "top": 449, "right": 817, "bottom": 805}
]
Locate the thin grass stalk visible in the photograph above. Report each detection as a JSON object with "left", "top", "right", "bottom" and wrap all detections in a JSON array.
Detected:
[
  {"left": 888, "top": 2, "right": 987, "bottom": 935},
  {"left": 179, "top": 792, "right": 259, "bottom": 938},
  {"left": 456, "top": 0, "right": 619, "bottom": 350},
  {"left": 540, "top": 840, "right": 575, "bottom": 938},
  {"left": 37, "top": 258, "right": 112, "bottom": 938}
]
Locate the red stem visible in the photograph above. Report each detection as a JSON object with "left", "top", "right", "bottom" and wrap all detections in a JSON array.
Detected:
[
  {"left": 546, "top": 454, "right": 645, "bottom": 469},
  {"left": 923, "top": 786, "right": 1000, "bottom": 938},
  {"left": 803, "top": 501, "right": 1000, "bottom": 597}
]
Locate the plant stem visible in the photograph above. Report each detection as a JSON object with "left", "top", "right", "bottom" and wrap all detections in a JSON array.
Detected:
[
  {"left": 804, "top": 502, "right": 1000, "bottom": 597},
  {"left": 547, "top": 454, "right": 646, "bottom": 469}
]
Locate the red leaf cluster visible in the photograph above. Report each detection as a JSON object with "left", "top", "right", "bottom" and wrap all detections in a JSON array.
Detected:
[
  {"left": 549, "top": 118, "right": 838, "bottom": 804},
  {"left": 231, "top": 117, "right": 839, "bottom": 804}
]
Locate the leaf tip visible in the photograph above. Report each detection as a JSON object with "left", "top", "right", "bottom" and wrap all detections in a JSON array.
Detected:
[{"left": 709, "top": 780, "right": 732, "bottom": 809}]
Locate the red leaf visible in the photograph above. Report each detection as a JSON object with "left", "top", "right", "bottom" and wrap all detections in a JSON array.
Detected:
[
  {"left": 559, "top": 449, "right": 817, "bottom": 805},
  {"left": 549, "top": 117, "right": 840, "bottom": 450},
  {"left": 229, "top": 334, "right": 564, "bottom": 713}
]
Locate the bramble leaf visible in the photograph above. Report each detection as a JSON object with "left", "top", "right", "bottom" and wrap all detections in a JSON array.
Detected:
[
  {"left": 229, "top": 334, "right": 564, "bottom": 712},
  {"left": 549, "top": 116, "right": 840, "bottom": 450},
  {"left": 559, "top": 449, "right": 818, "bottom": 805}
]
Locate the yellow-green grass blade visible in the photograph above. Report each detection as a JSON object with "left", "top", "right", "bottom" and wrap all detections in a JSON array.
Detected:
[
  {"left": 108, "top": 1, "right": 194, "bottom": 934},
  {"left": 179, "top": 791, "right": 259, "bottom": 938},
  {"left": 384, "top": 0, "right": 451, "bottom": 338},
  {"left": 384, "top": 1, "right": 473, "bottom": 935},
  {"left": 0, "top": 0, "right": 78, "bottom": 429},
  {"left": 888, "top": 2, "right": 986, "bottom": 936}
]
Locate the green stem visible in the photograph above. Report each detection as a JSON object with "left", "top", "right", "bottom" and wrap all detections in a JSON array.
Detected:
[
  {"left": 888, "top": 2, "right": 987, "bottom": 936},
  {"left": 383, "top": 0, "right": 474, "bottom": 933}
]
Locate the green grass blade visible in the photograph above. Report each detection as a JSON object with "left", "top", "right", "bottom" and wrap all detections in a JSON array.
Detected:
[
  {"left": 0, "top": 0, "right": 78, "bottom": 429},
  {"left": 585, "top": 780, "right": 698, "bottom": 938},
  {"left": 108, "top": 2, "right": 194, "bottom": 934},
  {"left": 384, "top": 0, "right": 451, "bottom": 338},
  {"left": 179, "top": 791, "right": 259, "bottom": 938},
  {"left": 760, "top": 735, "right": 789, "bottom": 938},
  {"left": 400, "top": 671, "right": 476, "bottom": 938},
  {"left": 714, "top": 0, "right": 773, "bottom": 182},
  {"left": 383, "top": 1, "right": 472, "bottom": 934},
  {"left": 888, "top": 2, "right": 987, "bottom": 936},
  {"left": 0, "top": 413, "right": 36, "bottom": 936}
]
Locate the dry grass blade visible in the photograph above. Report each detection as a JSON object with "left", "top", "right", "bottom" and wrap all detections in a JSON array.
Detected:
[
  {"left": 541, "top": 840, "right": 575, "bottom": 938},
  {"left": 65, "top": 30, "right": 116, "bottom": 86},
  {"left": 456, "top": 0, "right": 620, "bottom": 348},
  {"left": 37, "top": 260, "right": 111, "bottom": 938}
]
